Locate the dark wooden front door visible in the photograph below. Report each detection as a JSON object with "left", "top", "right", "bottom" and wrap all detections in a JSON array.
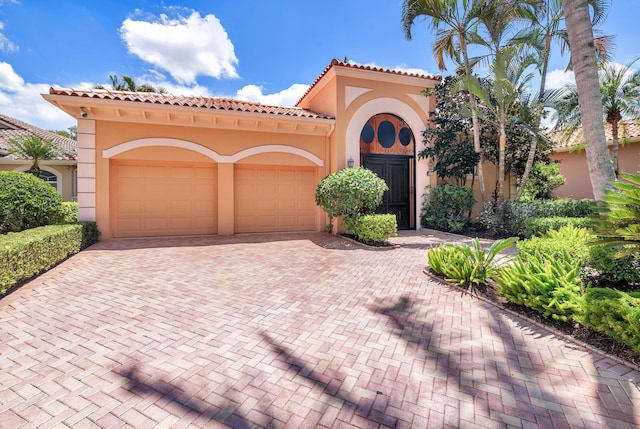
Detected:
[{"left": 363, "top": 155, "right": 412, "bottom": 229}]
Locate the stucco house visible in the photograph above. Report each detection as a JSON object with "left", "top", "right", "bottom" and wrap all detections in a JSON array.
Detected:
[
  {"left": 43, "top": 60, "right": 441, "bottom": 239},
  {"left": 0, "top": 114, "right": 77, "bottom": 201},
  {"left": 550, "top": 119, "right": 640, "bottom": 199}
]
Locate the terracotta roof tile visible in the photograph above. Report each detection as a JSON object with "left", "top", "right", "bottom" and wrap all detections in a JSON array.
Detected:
[
  {"left": 549, "top": 119, "right": 640, "bottom": 151},
  {"left": 0, "top": 114, "right": 76, "bottom": 160},
  {"left": 296, "top": 59, "right": 442, "bottom": 106},
  {"left": 48, "top": 87, "right": 335, "bottom": 120}
]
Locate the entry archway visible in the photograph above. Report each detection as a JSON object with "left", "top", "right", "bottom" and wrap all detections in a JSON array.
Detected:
[{"left": 360, "top": 113, "right": 415, "bottom": 229}]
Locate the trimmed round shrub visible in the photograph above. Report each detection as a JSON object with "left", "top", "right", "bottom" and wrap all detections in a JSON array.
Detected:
[
  {"left": 0, "top": 171, "right": 64, "bottom": 233},
  {"left": 60, "top": 202, "right": 78, "bottom": 223},
  {"left": 315, "top": 167, "right": 388, "bottom": 232}
]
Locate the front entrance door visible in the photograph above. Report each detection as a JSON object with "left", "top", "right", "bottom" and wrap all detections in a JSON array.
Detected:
[{"left": 363, "top": 155, "right": 411, "bottom": 230}]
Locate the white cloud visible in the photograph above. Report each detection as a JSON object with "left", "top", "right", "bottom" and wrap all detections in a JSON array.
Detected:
[
  {"left": 545, "top": 69, "right": 576, "bottom": 89},
  {"left": 0, "top": 62, "right": 76, "bottom": 130},
  {"left": 120, "top": 10, "right": 238, "bottom": 84},
  {"left": 0, "top": 21, "right": 18, "bottom": 52},
  {"left": 346, "top": 60, "right": 434, "bottom": 77},
  {"left": 235, "top": 83, "right": 310, "bottom": 107}
]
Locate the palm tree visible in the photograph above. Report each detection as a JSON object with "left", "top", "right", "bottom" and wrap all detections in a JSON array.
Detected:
[
  {"left": 554, "top": 58, "right": 640, "bottom": 174},
  {"left": 8, "top": 136, "right": 60, "bottom": 176},
  {"left": 459, "top": 47, "right": 538, "bottom": 203},
  {"left": 93, "top": 74, "right": 165, "bottom": 93},
  {"left": 514, "top": 0, "right": 610, "bottom": 199},
  {"left": 402, "top": 0, "right": 488, "bottom": 203},
  {"left": 561, "top": 0, "right": 615, "bottom": 200}
]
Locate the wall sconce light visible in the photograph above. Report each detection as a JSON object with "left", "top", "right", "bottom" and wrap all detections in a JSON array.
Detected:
[
  {"left": 80, "top": 107, "right": 88, "bottom": 118},
  {"left": 426, "top": 158, "right": 435, "bottom": 176},
  {"left": 347, "top": 156, "right": 354, "bottom": 168}
]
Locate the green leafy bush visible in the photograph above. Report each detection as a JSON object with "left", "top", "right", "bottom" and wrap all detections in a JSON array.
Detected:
[
  {"left": 496, "top": 250, "right": 584, "bottom": 322},
  {"left": 479, "top": 198, "right": 594, "bottom": 237},
  {"left": 520, "top": 162, "right": 566, "bottom": 201},
  {"left": 345, "top": 214, "right": 397, "bottom": 244},
  {"left": 517, "top": 225, "right": 593, "bottom": 263},
  {"left": 0, "top": 222, "right": 99, "bottom": 295},
  {"left": 583, "top": 245, "right": 640, "bottom": 290},
  {"left": 0, "top": 171, "right": 64, "bottom": 233},
  {"left": 522, "top": 216, "right": 590, "bottom": 238},
  {"left": 421, "top": 184, "right": 475, "bottom": 232},
  {"left": 582, "top": 288, "right": 640, "bottom": 353},
  {"left": 315, "top": 167, "right": 388, "bottom": 232},
  {"left": 428, "top": 237, "right": 517, "bottom": 290},
  {"left": 60, "top": 202, "right": 78, "bottom": 223},
  {"left": 590, "top": 171, "right": 640, "bottom": 257}
]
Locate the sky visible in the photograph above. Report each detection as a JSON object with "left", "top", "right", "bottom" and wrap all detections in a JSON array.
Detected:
[{"left": 0, "top": 0, "right": 638, "bottom": 131}]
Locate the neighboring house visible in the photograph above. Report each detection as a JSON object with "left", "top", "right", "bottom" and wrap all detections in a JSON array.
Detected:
[
  {"left": 0, "top": 114, "right": 77, "bottom": 201},
  {"left": 549, "top": 119, "right": 640, "bottom": 199},
  {"left": 43, "top": 60, "right": 441, "bottom": 239}
]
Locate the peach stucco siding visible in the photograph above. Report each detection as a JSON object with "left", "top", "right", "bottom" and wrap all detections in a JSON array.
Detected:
[{"left": 552, "top": 142, "right": 640, "bottom": 199}]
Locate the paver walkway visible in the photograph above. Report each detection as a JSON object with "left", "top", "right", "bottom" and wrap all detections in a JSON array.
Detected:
[{"left": 1, "top": 231, "right": 639, "bottom": 428}]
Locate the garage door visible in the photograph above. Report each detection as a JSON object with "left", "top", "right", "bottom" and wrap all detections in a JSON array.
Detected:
[
  {"left": 235, "top": 166, "right": 317, "bottom": 233},
  {"left": 112, "top": 161, "right": 217, "bottom": 238}
]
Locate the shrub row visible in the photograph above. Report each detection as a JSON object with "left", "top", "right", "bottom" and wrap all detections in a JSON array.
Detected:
[
  {"left": 522, "top": 216, "right": 591, "bottom": 239},
  {"left": 421, "top": 184, "right": 475, "bottom": 233},
  {"left": 427, "top": 225, "right": 640, "bottom": 353},
  {"left": 479, "top": 198, "right": 594, "bottom": 237},
  {"left": 0, "top": 222, "right": 99, "bottom": 295}
]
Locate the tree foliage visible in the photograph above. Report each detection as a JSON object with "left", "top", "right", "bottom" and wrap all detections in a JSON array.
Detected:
[{"left": 8, "top": 135, "right": 60, "bottom": 175}]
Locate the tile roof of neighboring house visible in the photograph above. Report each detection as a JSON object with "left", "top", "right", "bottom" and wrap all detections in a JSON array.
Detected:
[
  {"left": 0, "top": 114, "right": 76, "bottom": 161},
  {"left": 296, "top": 59, "right": 442, "bottom": 106},
  {"left": 549, "top": 119, "right": 640, "bottom": 151},
  {"left": 48, "top": 87, "right": 335, "bottom": 120}
]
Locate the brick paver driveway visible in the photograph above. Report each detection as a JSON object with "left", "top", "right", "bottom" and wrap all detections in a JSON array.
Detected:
[{"left": 1, "top": 231, "right": 639, "bottom": 428}]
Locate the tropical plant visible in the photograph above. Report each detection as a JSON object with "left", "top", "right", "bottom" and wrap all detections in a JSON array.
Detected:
[
  {"left": 402, "top": 0, "right": 487, "bottom": 203},
  {"left": 8, "top": 135, "right": 60, "bottom": 175},
  {"left": 496, "top": 249, "right": 584, "bottom": 321},
  {"left": 589, "top": 171, "right": 640, "bottom": 258},
  {"left": 94, "top": 74, "right": 166, "bottom": 93},
  {"left": 561, "top": 0, "right": 615, "bottom": 200},
  {"left": 315, "top": 167, "right": 388, "bottom": 232},
  {"left": 459, "top": 46, "right": 538, "bottom": 203},
  {"left": 554, "top": 58, "right": 640, "bottom": 174},
  {"left": 513, "top": 0, "right": 609, "bottom": 199},
  {"left": 428, "top": 237, "right": 517, "bottom": 291}
]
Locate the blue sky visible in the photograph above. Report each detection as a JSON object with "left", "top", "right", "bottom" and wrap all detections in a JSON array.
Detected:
[{"left": 0, "top": 0, "right": 638, "bottom": 131}]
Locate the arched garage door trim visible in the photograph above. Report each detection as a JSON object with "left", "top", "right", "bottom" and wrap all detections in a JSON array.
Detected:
[{"left": 102, "top": 138, "right": 324, "bottom": 166}]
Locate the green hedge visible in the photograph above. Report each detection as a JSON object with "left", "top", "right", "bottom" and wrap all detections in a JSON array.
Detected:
[
  {"left": 582, "top": 288, "right": 640, "bottom": 354},
  {"left": 522, "top": 216, "right": 591, "bottom": 238},
  {"left": 0, "top": 222, "right": 99, "bottom": 295},
  {"left": 345, "top": 213, "right": 397, "bottom": 244},
  {"left": 61, "top": 202, "right": 78, "bottom": 223}
]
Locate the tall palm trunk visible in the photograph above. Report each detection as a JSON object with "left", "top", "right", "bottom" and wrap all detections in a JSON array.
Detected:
[
  {"left": 498, "top": 122, "right": 507, "bottom": 203},
  {"left": 562, "top": 0, "right": 615, "bottom": 200},
  {"left": 516, "top": 41, "right": 551, "bottom": 200},
  {"left": 610, "top": 118, "right": 620, "bottom": 174},
  {"left": 460, "top": 38, "right": 486, "bottom": 204}
]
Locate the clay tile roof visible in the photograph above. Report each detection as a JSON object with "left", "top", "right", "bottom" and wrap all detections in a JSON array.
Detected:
[
  {"left": 549, "top": 119, "right": 640, "bottom": 151},
  {"left": 0, "top": 114, "right": 76, "bottom": 160},
  {"left": 296, "top": 59, "right": 442, "bottom": 106},
  {"left": 48, "top": 87, "right": 334, "bottom": 120}
]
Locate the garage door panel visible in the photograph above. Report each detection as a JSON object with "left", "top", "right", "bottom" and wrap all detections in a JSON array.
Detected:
[
  {"left": 235, "top": 165, "right": 318, "bottom": 233},
  {"left": 113, "top": 161, "right": 217, "bottom": 237}
]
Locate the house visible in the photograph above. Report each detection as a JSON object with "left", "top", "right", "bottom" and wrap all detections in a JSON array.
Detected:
[
  {"left": 43, "top": 60, "right": 441, "bottom": 239},
  {"left": 550, "top": 119, "right": 640, "bottom": 199},
  {"left": 0, "top": 114, "right": 77, "bottom": 201}
]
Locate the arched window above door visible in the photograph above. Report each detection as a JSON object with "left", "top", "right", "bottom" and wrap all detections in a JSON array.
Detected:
[{"left": 360, "top": 113, "right": 415, "bottom": 156}]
